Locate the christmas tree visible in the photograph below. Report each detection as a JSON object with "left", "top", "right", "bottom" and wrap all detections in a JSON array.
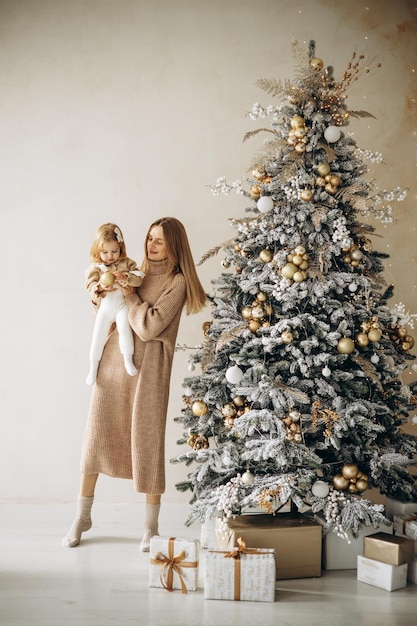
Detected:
[{"left": 172, "top": 41, "right": 417, "bottom": 539}]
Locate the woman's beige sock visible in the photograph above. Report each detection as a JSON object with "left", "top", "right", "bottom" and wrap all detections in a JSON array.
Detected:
[
  {"left": 62, "top": 495, "right": 94, "bottom": 548},
  {"left": 139, "top": 503, "right": 160, "bottom": 552}
]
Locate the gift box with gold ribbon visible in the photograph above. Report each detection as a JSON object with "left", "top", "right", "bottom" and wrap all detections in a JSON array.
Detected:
[
  {"left": 149, "top": 536, "right": 199, "bottom": 593},
  {"left": 204, "top": 537, "right": 276, "bottom": 602}
]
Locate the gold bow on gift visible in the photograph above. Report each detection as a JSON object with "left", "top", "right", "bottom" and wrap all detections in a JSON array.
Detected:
[
  {"left": 223, "top": 537, "right": 265, "bottom": 601},
  {"left": 150, "top": 537, "right": 198, "bottom": 594}
]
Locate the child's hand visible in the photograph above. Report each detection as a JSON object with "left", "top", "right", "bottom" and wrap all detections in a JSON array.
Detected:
[{"left": 114, "top": 271, "right": 129, "bottom": 287}]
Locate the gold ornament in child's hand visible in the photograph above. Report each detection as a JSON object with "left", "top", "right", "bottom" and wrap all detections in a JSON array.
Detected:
[{"left": 100, "top": 272, "right": 115, "bottom": 287}]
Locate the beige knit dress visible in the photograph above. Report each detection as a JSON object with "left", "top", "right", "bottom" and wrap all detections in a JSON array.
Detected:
[{"left": 80, "top": 259, "right": 186, "bottom": 494}]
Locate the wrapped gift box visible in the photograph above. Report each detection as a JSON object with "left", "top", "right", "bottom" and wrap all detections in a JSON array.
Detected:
[
  {"left": 216, "top": 513, "right": 321, "bottom": 580},
  {"left": 357, "top": 556, "right": 408, "bottom": 592},
  {"left": 149, "top": 536, "right": 199, "bottom": 593},
  {"left": 385, "top": 497, "right": 417, "bottom": 521},
  {"left": 363, "top": 532, "right": 415, "bottom": 567},
  {"left": 393, "top": 514, "right": 417, "bottom": 541},
  {"left": 204, "top": 540, "right": 276, "bottom": 602},
  {"left": 322, "top": 523, "right": 393, "bottom": 571}
]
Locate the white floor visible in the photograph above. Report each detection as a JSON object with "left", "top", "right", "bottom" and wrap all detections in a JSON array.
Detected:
[{"left": 1, "top": 503, "right": 416, "bottom": 626}]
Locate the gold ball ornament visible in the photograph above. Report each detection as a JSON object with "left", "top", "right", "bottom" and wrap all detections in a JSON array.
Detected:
[
  {"left": 367, "top": 328, "right": 382, "bottom": 343},
  {"left": 332, "top": 474, "right": 350, "bottom": 491},
  {"left": 251, "top": 305, "right": 265, "bottom": 320},
  {"left": 249, "top": 319, "right": 261, "bottom": 332},
  {"left": 281, "top": 262, "right": 298, "bottom": 280},
  {"left": 317, "top": 162, "right": 330, "bottom": 176},
  {"left": 293, "top": 270, "right": 306, "bottom": 282},
  {"left": 241, "top": 306, "right": 253, "bottom": 320},
  {"left": 355, "top": 332, "right": 369, "bottom": 348},
  {"left": 100, "top": 271, "right": 115, "bottom": 287},
  {"left": 281, "top": 330, "right": 293, "bottom": 344},
  {"left": 221, "top": 403, "right": 237, "bottom": 418},
  {"left": 250, "top": 184, "right": 261, "bottom": 199},
  {"left": 202, "top": 321, "right": 212, "bottom": 336},
  {"left": 233, "top": 395, "right": 246, "bottom": 407},
  {"left": 337, "top": 337, "right": 355, "bottom": 354},
  {"left": 341, "top": 463, "right": 359, "bottom": 480},
  {"left": 355, "top": 478, "right": 369, "bottom": 492},
  {"left": 256, "top": 291, "right": 267, "bottom": 302},
  {"left": 310, "top": 57, "right": 324, "bottom": 71},
  {"left": 330, "top": 175, "right": 341, "bottom": 187},
  {"left": 350, "top": 248, "right": 363, "bottom": 262},
  {"left": 191, "top": 400, "right": 208, "bottom": 417},
  {"left": 291, "top": 115, "right": 305, "bottom": 129},
  {"left": 300, "top": 189, "right": 313, "bottom": 202},
  {"left": 294, "top": 143, "right": 306, "bottom": 154},
  {"left": 397, "top": 326, "right": 408, "bottom": 339},
  {"left": 259, "top": 249, "right": 273, "bottom": 263}
]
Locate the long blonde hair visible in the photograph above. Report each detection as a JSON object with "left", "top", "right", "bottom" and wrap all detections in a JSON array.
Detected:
[{"left": 142, "top": 217, "right": 206, "bottom": 315}]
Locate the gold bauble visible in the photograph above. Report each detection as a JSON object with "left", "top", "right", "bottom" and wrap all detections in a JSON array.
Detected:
[
  {"left": 293, "top": 433, "right": 302, "bottom": 443},
  {"left": 330, "top": 175, "right": 341, "bottom": 187},
  {"left": 282, "top": 416, "right": 293, "bottom": 426},
  {"left": 343, "top": 255, "right": 352, "bottom": 264},
  {"left": 257, "top": 291, "right": 267, "bottom": 302},
  {"left": 281, "top": 330, "right": 293, "bottom": 344},
  {"left": 300, "top": 189, "right": 313, "bottom": 201},
  {"left": 325, "top": 183, "right": 338, "bottom": 195},
  {"left": 350, "top": 260, "right": 360, "bottom": 268},
  {"left": 355, "top": 332, "right": 369, "bottom": 348},
  {"left": 310, "top": 57, "right": 324, "bottom": 71},
  {"left": 281, "top": 262, "right": 298, "bottom": 280},
  {"left": 202, "top": 321, "right": 212, "bottom": 336},
  {"left": 221, "top": 403, "right": 237, "bottom": 418},
  {"left": 293, "top": 270, "right": 305, "bottom": 282},
  {"left": 251, "top": 305, "right": 265, "bottom": 320},
  {"left": 332, "top": 474, "right": 350, "bottom": 490},
  {"left": 341, "top": 463, "right": 359, "bottom": 480},
  {"left": 241, "top": 306, "right": 253, "bottom": 320},
  {"left": 291, "top": 115, "right": 305, "bottom": 129},
  {"left": 355, "top": 478, "right": 368, "bottom": 492},
  {"left": 259, "top": 249, "right": 273, "bottom": 263},
  {"left": 294, "top": 128, "right": 306, "bottom": 139},
  {"left": 252, "top": 168, "right": 266, "bottom": 181},
  {"left": 249, "top": 319, "right": 261, "bottom": 332},
  {"left": 292, "top": 254, "right": 303, "bottom": 266},
  {"left": 401, "top": 341, "right": 413, "bottom": 351},
  {"left": 350, "top": 248, "right": 363, "bottom": 262},
  {"left": 348, "top": 483, "right": 358, "bottom": 494},
  {"left": 367, "top": 328, "right": 382, "bottom": 343},
  {"left": 191, "top": 400, "right": 208, "bottom": 417},
  {"left": 337, "top": 337, "right": 355, "bottom": 354},
  {"left": 294, "top": 245, "right": 306, "bottom": 255},
  {"left": 294, "top": 142, "right": 306, "bottom": 154},
  {"left": 397, "top": 326, "right": 408, "bottom": 339},
  {"left": 316, "top": 176, "right": 326, "bottom": 187},
  {"left": 100, "top": 271, "right": 115, "bottom": 287},
  {"left": 250, "top": 184, "right": 261, "bottom": 199},
  {"left": 317, "top": 162, "right": 330, "bottom": 176},
  {"left": 233, "top": 395, "right": 246, "bottom": 407},
  {"left": 405, "top": 335, "right": 415, "bottom": 348},
  {"left": 299, "top": 260, "right": 309, "bottom": 270}
]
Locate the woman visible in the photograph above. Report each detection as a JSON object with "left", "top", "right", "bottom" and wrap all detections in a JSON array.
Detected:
[{"left": 63, "top": 217, "right": 206, "bottom": 551}]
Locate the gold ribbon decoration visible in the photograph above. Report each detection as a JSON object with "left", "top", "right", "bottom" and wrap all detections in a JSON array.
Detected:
[
  {"left": 223, "top": 537, "right": 266, "bottom": 601},
  {"left": 150, "top": 537, "right": 198, "bottom": 594}
]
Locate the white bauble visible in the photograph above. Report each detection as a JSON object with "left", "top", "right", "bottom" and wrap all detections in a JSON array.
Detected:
[
  {"left": 311, "top": 480, "right": 330, "bottom": 498},
  {"left": 188, "top": 363, "right": 195, "bottom": 372},
  {"left": 322, "top": 365, "right": 331, "bottom": 378},
  {"left": 184, "top": 386, "right": 192, "bottom": 396},
  {"left": 257, "top": 196, "right": 274, "bottom": 213},
  {"left": 242, "top": 471, "right": 255, "bottom": 485},
  {"left": 324, "top": 125, "right": 341, "bottom": 143},
  {"left": 412, "top": 415, "right": 417, "bottom": 425},
  {"left": 226, "top": 365, "right": 244, "bottom": 384},
  {"left": 411, "top": 363, "right": 417, "bottom": 372},
  {"left": 348, "top": 283, "right": 358, "bottom": 292},
  {"left": 370, "top": 354, "right": 380, "bottom": 364}
]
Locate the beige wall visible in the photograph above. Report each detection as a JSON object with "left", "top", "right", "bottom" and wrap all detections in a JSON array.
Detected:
[{"left": 0, "top": 0, "right": 416, "bottom": 504}]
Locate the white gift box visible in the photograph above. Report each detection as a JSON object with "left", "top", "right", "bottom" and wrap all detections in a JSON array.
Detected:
[
  {"left": 204, "top": 541, "right": 276, "bottom": 602},
  {"left": 393, "top": 513, "right": 417, "bottom": 541},
  {"left": 149, "top": 536, "right": 199, "bottom": 593},
  {"left": 322, "top": 523, "right": 393, "bottom": 571},
  {"left": 385, "top": 497, "right": 417, "bottom": 521},
  {"left": 357, "top": 555, "right": 408, "bottom": 592}
]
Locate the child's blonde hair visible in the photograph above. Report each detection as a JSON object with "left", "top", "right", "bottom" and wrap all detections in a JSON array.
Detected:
[
  {"left": 142, "top": 217, "right": 206, "bottom": 315},
  {"left": 90, "top": 223, "right": 127, "bottom": 262}
]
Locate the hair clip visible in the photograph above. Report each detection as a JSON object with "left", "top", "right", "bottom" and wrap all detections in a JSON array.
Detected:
[{"left": 114, "top": 226, "right": 123, "bottom": 243}]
